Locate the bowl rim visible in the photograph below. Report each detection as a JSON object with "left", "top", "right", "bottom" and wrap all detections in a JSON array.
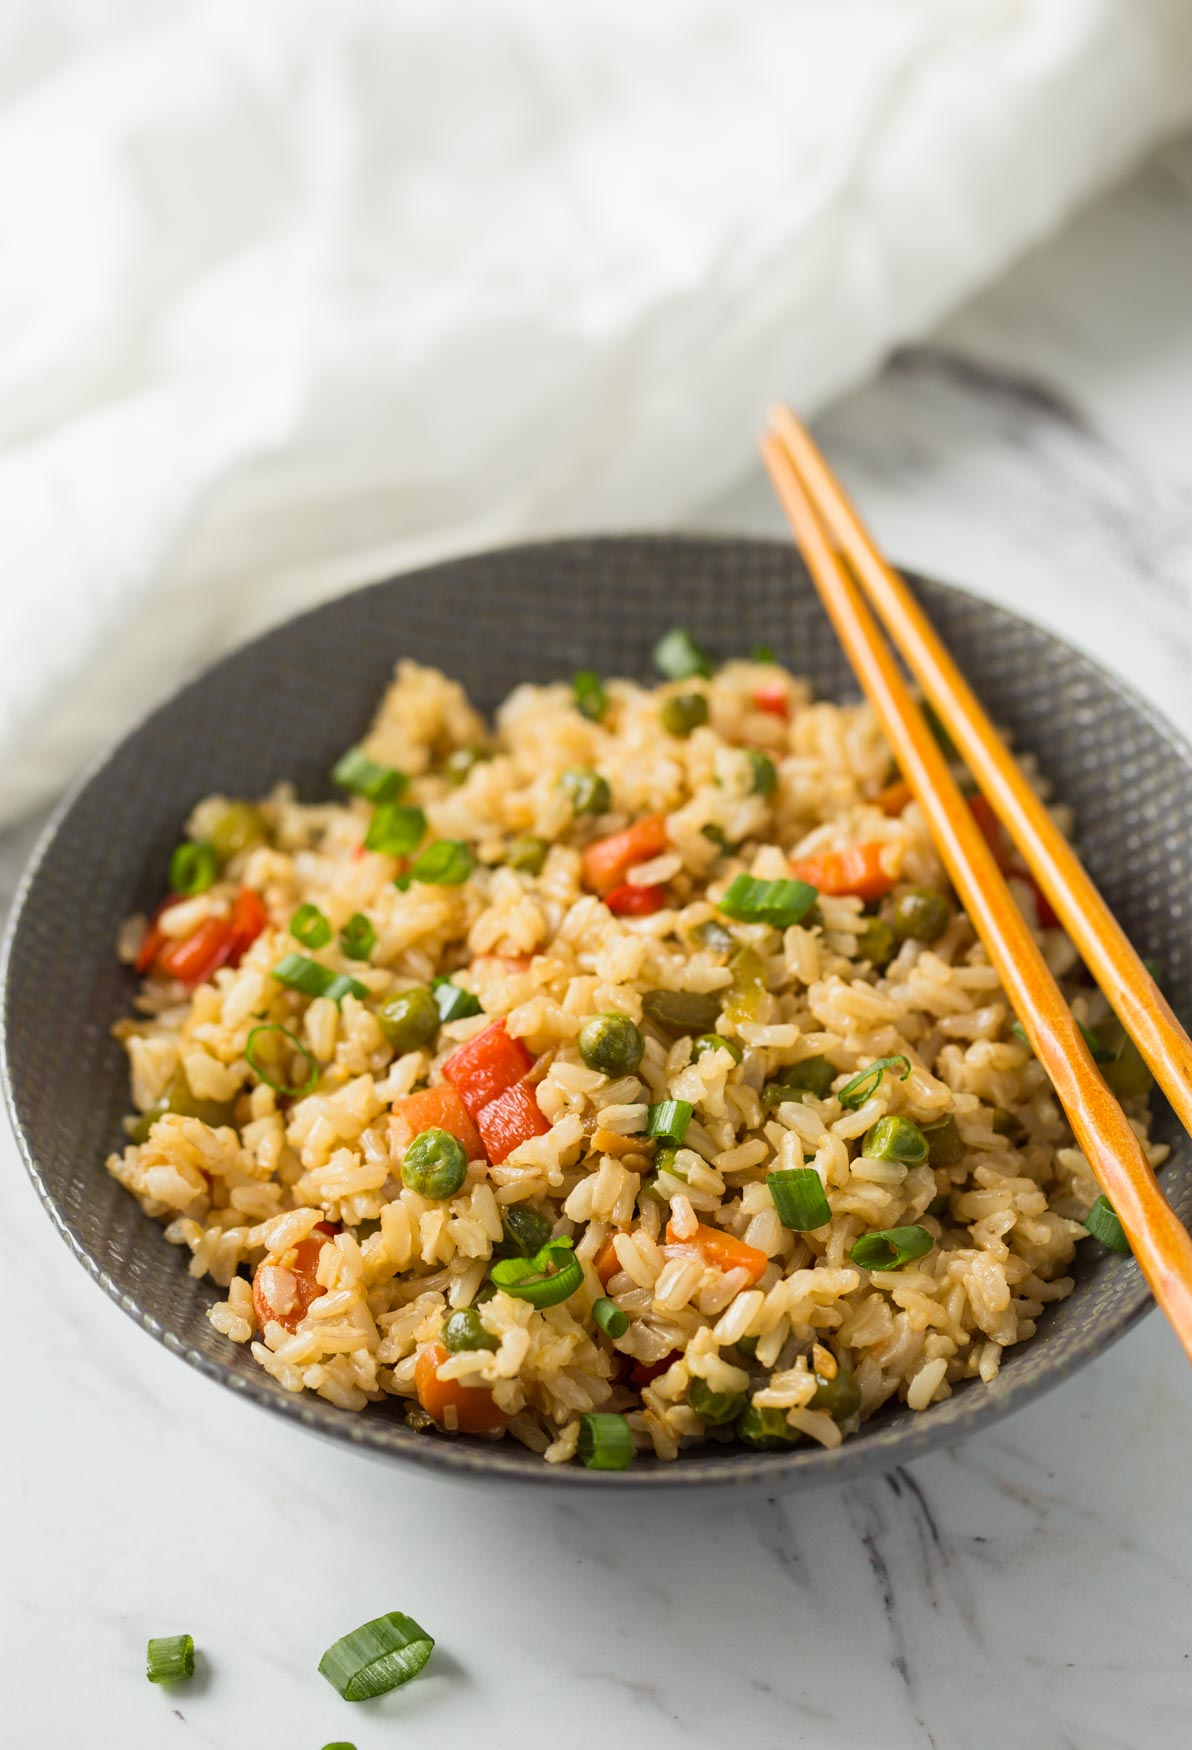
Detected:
[{"left": 2, "top": 531, "right": 1181, "bottom": 1488}]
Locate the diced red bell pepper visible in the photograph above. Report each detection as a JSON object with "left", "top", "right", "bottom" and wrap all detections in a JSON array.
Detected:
[
  {"left": 605, "top": 882, "right": 668, "bottom": 916},
  {"left": 392, "top": 1085, "right": 484, "bottom": 1162},
  {"left": 752, "top": 683, "right": 790, "bottom": 720},
  {"left": 152, "top": 886, "right": 267, "bottom": 988},
  {"left": 630, "top": 1351, "right": 681, "bottom": 1387},
  {"left": 476, "top": 1079, "right": 550, "bottom": 1164},
  {"left": 227, "top": 885, "right": 267, "bottom": 962},
  {"left": 442, "top": 1019, "right": 533, "bottom": 1119},
  {"left": 581, "top": 815, "right": 669, "bottom": 896},
  {"left": 135, "top": 896, "right": 185, "bottom": 973}
]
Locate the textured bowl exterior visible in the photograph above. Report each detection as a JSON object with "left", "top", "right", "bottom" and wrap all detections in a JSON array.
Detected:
[{"left": 3, "top": 535, "right": 1189, "bottom": 1490}]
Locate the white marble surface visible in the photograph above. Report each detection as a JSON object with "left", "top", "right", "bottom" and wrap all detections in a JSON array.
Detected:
[{"left": 5, "top": 135, "right": 1192, "bottom": 1749}]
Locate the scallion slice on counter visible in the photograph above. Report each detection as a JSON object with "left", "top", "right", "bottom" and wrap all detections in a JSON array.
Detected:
[
  {"left": 332, "top": 747, "right": 407, "bottom": 804},
  {"left": 270, "top": 953, "right": 368, "bottom": 1005},
  {"left": 645, "top": 1099, "right": 693, "bottom": 1146},
  {"left": 1084, "top": 1193, "right": 1131, "bottom": 1255},
  {"left": 572, "top": 669, "right": 608, "bottom": 722},
  {"left": 365, "top": 802, "right": 426, "bottom": 857},
  {"left": 146, "top": 1634, "right": 195, "bottom": 1685},
  {"left": 245, "top": 1022, "right": 319, "bottom": 1098},
  {"left": 290, "top": 903, "right": 332, "bottom": 949},
  {"left": 593, "top": 1297, "right": 629, "bottom": 1339},
  {"left": 716, "top": 874, "right": 819, "bottom": 929},
  {"left": 410, "top": 839, "right": 474, "bottom": 885},
  {"left": 577, "top": 1411, "right": 634, "bottom": 1471},
  {"left": 431, "top": 976, "right": 483, "bottom": 1022},
  {"left": 848, "top": 1225, "right": 935, "bottom": 1272},
  {"left": 767, "top": 1167, "right": 831, "bottom": 1231},
  {"left": 653, "top": 627, "right": 712, "bottom": 681},
  {"left": 168, "top": 841, "right": 219, "bottom": 897},
  {"left": 491, "top": 1237, "right": 583, "bottom": 1308},
  {"left": 837, "top": 1055, "right": 911, "bottom": 1111},
  {"left": 317, "top": 1611, "right": 435, "bottom": 1701},
  {"left": 339, "top": 913, "right": 376, "bottom": 961}
]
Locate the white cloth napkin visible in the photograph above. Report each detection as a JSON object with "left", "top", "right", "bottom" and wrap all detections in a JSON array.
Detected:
[{"left": 3, "top": 0, "right": 1190, "bottom": 825}]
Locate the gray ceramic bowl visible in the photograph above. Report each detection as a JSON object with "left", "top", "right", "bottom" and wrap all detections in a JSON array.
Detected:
[{"left": 3, "top": 536, "right": 1188, "bottom": 1488}]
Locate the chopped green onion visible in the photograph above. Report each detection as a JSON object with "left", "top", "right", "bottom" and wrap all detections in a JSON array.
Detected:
[
  {"left": 290, "top": 903, "right": 332, "bottom": 949},
  {"left": 168, "top": 841, "right": 219, "bottom": 897},
  {"left": 491, "top": 1237, "right": 583, "bottom": 1308},
  {"left": 745, "top": 749, "right": 777, "bottom": 797},
  {"left": 717, "top": 874, "right": 819, "bottom": 929},
  {"left": 750, "top": 644, "right": 776, "bottom": 663},
  {"left": 365, "top": 802, "right": 426, "bottom": 857},
  {"left": 767, "top": 1167, "right": 831, "bottom": 1230},
  {"left": 317, "top": 1611, "right": 434, "bottom": 1701},
  {"left": 444, "top": 746, "right": 493, "bottom": 785},
  {"left": 146, "top": 1634, "right": 195, "bottom": 1684},
  {"left": 431, "top": 976, "right": 482, "bottom": 1022},
  {"left": 593, "top": 1297, "right": 628, "bottom": 1339},
  {"left": 654, "top": 627, "right": 713, "bottom": 681},
  {"left": 862, "top": 1114, "right": 929, "bottom": 1165},
  {"left": 322, "top": 1743, "right": 357, "bottom": 1750},
  {"left": 837, "top": 1055, "right": 911, "bottom": 1111},
  {"left": 688, "top": 918, "right": 736, "bottom": 954},
  {"left": 576, "top": 1411, "right": 633, "bottom": 1470},
  {"left": 572, "top": 669, "right": 608, "bottom": 722},
  {"left": 410, "top": 839, "right": 474, "bottom": 885},
  {"left": 762, "top": 1056, "right": 835, "bottom": 1104},
  {"left": 339, "top": 912, "right": 376, "bottom": 961},
  {"left": 701, "top": 823, "right": 728, "bottom": 847},
  {"left": 245, "top": 1022, "right": 319, "bottom": 1098},
  {"left": 848, "top": 1225, "right": 935, "bottom": 1271},
  {"left": 645, "top": 1099, "right": 693, "bottom": 1145},
  {"left": 333, "top": 747, "right": 406, "bottom": 804},
  {"left": 270, "top": 953, "right": 368, "bottom": 1005},
  {"left": 692, "top": 1033, "right": 743, "bottom": 1065},
  {"left": 1084, "top": 1193, "right": 1131, "bottom": 1255}
]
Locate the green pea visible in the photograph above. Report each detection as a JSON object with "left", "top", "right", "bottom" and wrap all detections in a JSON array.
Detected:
[
  {"left": 501, "top": 1207, "right": 553, "bottom": 1258},
  {"left": 892, "top": 889, "right": 952, "bottom": 943},
  {"left": 402, "top": 1126, "right": 468, "bottom": 1198},
  {"left": 688, "top": 919, "right": 736, "bottom": 955},
  {"left": 862, "top": 1114, "right": 930, "bottom": 1166},
  {"left": 444, "top": 746, "right": 493, "bottom": 785},
  {"left": 737, "top": 1403, "right": 801, "bottom": 1450},
  {"left": 506, "top": 835, "right": 549, "bottom": 876},
  {"left": 129, "top": 1072, "right": 237, "bottom": 1144},
  {"left": 641, "top": 988, "right": 722, "bottom": 1038},
  {"left": 688, "top": 1376, "right": 747, "bottom": 1426},
  {"left": 692, "top": 1034, "right": 743, "bottom": 1065},
  {"left": 660, "top": 692, "right": 709, "bottom": 738},
  {"left": 558, "top": 767, "right": 611, "bottom": 816},
  {"left": 746, "top": 749, "right": 777, "bottom": 797},
  {"left": 856, "top": 917, "right": 896, "bottom": 968},
  {"left": 377, "top": 986, "right": 440, "bottom": 1054},
  {"left": 809, "top": 1359, "right": 861, "bottom": 1422},
  {"left": 763, "top": 1056, "right": 835, "bottom": 1104},
  {"left": 441, "top": 1306, "right": 499, "bottom": 1353},
  {"left": 578, "top": 1013, "right": 645, "bottom": 1076},
  {"left": 197, "top": 800, "right": 267, "bottom": 865},
  {"left": 922, "top": 1113, "right": 964, "bottom": 1166}
]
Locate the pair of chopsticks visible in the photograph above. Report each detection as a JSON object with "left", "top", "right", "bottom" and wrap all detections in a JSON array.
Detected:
[{"left": 761, "top": 406, "right": 1192, "bottom": 1366}]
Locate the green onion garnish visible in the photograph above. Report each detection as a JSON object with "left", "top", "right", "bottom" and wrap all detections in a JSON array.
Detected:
[
  {"left": 146, "top": 1634, "right": 195, "bottom": 1684},
  {"left": 290, "top": 903, "right": 332, "bottom": 949},
  {"left": 410, "top": 839, "right": 474, "bottom": 885},
  {"left": 593, "top": 1297, "right": 629, "bottom": 1339},
  {"left": 271, "top": 953, "right": 368, "bottom": 1005},
  {"left": 751, "top": 644, "right": 776, "bottom": 663},
  {"left": 365, "top": 802, "right": 426, "bottom": 857},
  {"left": 168, "top": 841, "right": 219, "bottom": 897},
  {"left": 333, "top": 747, "right": 407, "bottom": 804},
  {"left": 767, "top": 1167, "right": 831, "bottom": 1231},
  {"left": 762, "top": 1056, "right": 835, "bottom": 1104},
  {"left": 339, "top": 912, "right": 376, "bottom": 961},
  {"left": 491, "top": 1236, "right": 583, "bottom": 1307},
  {"left": 746, "top": 749, "right": 777, "bottom": 797},
  {"left": 1084, "top": 1193, "right": 1131, "bottom": 1255},
  {"left": 317, "top": 1611, "right": 434, "bottom": 1701},
  {"left": 577, "top": 1411, "right": 634, "bottom": 1470},
  {"left": 717, "top": 874, "right": 819, "bottom": 929},
  {"left": 645, "top": 1099, "right": 693, "bottom": 1146},
  {"left": 653, "top": 627, "right": 712, "bottom": 681},
  {"left": 837, "top": 1055, "right": 911, "bottom": 1111},
  {"left": 848, "top": 1225, "right": 935, "bottom": 1272},
  {"left": 245, "top": 1022, "right": 319, "bottom": 1097},
  {"left": 431, "top": 976, "right": 483, "bottom": 1022},
  {"left": 573, "top": 669, "right": 608, "bottom": 722}
]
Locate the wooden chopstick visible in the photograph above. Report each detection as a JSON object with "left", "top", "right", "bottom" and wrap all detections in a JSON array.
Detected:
[{"left": 760, "top": 421, "right": 1192, "bottom": 1366}]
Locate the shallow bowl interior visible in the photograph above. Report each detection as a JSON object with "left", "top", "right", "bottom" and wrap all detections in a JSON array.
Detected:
[{"left": 4, "top": 536, "right": 1189, "bottom": 1488}]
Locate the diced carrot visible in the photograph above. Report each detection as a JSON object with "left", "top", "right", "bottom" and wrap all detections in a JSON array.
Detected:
[
  {"left": 788, "top": 842, "right": 901, "bottom": 901},
  {"left": 664, "top": 1219, "right": 769, "bottom": 1286},
  {"left": 876, "top": 779, "right": 912, "bottom": 817},
  {"left": 252, "top": 1231, "right": 330, "bottom": 1333},
  {"left": 472, "top": 955, "right": 532, "bottom": 974},
  {"left": 155, "top": 916, "right": 237, "bottom": 987},
  {"left": 442, "top": 1019, "right": 533, "bottom": 1119},
  {"left": 751, "top": 683, "right": 790, "bottom": 720},
  {"left": 476, "top": 1079, "right": 549, "bottom": 1165},
  {"left": 415, "top": 1341, "right": 508, "bottom": 1435},
  {"left": 581, "top": 815, "right": 669, "bottom": 896},
  {"left": 605, "top": 882, "right": 668, "bottom": 916},
  {"left": 392, "top": 1085, "right": 484, "bottom": 1161},
  {"left": 594, "top": 1233, "right": 624, "bottom": 1286}
]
